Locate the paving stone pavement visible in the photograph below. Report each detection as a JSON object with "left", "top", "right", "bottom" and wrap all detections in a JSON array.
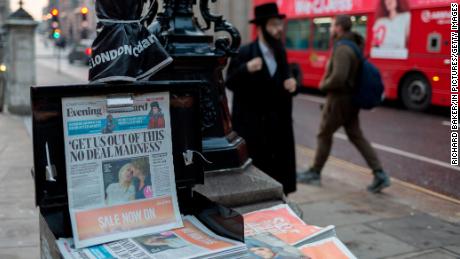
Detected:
[
  {"left": 0, "top": 61, "right": 84, "bottom": 259},
  {"left": 0, "top": 115, "right": 39, "bottom": 259},
  {"left": 292, "top": 146, "right": 460, "bottom": 259}
]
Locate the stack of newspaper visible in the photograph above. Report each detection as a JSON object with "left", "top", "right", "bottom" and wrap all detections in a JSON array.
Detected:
[
  {"left": 57, "top": 216, "right": 247, "bottom": 259},
  {"left": 243, "top": 204, "right": 356, "bottom": 259},
  {"left": 57, "top": 93, "right": 355, "bottom": 258},
  {"left": 57, "top": 93, "right": 247, "bottom": 258}
]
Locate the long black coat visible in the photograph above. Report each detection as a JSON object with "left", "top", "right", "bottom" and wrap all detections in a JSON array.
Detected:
[{"left": 226, "top": 40, "right": 297, "bottom": 194}]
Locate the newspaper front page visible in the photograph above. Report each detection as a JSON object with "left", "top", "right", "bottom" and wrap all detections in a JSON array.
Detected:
[
  {"left": 62, "top": 92, "right": 182, "bottom": 248},
  {"left": 56, "top": 216, "right": 247, "bottom": 259}
]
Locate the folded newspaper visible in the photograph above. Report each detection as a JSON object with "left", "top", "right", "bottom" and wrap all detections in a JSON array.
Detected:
[
  {"left": 62, "top": 92, "right": 182, "bottom": 248},
  {"left": 244, "top": 233, "right": 356, "bottom": 259},
  {"left": 299, "top": 237, "right": 357, "bottom": 259},
  {"left": 243, "top": 204, "right": 336, "bottom": 246},
  {"left": 243, "top": 204, "right": 356, "bottom": 259},
  {"left": 56, "top": 216, "right": 247, "bottom": 259}
]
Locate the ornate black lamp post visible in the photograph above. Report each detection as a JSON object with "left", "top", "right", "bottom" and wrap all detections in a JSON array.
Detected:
[{"left": 153, "top": 0, "right": 250, "bottom": 172}]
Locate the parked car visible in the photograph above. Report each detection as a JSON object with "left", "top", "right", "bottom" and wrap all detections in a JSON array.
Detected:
[{"left": 68, "top": 39, "right": 93, "bottom": 65}]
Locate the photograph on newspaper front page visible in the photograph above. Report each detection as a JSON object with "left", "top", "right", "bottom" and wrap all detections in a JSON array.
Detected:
[
  {"left": 62, "top": 92, "right": 182, "bottom": 248},
  {"left": 246, "top": 233, "right": 307, "bottom": 258},
  {"left": 102, "top": 156, "right": 153, "bottom": 205},
  {"left": 134, "top": 231, "right": 188, "bottom": 254}
]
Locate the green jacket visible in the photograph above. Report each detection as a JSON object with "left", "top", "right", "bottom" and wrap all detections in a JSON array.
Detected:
[{"left": 320, "top": 32, "right": 362, "bottom": 95}]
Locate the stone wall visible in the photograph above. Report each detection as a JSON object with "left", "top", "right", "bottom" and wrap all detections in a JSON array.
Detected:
[
  {"left": 214, "top": 0, "right": 253, "bottom": 44},
  {"left": 4, "top": 17, "right": 37, "bottom": 115},
  {"left": 0, "top": 0, "right": 9, "bottom": 111}
]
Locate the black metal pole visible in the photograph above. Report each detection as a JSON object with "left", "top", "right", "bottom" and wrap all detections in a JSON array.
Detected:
[{"left": 153, "top": 0, "right": 249, "bottom": 172}]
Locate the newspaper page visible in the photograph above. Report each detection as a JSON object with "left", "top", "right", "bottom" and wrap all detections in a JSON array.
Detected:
[
  {"left": 245, "top": 233, "right": 306, "bottom": 259},
  {"left": 299, "top": 237, "right": 357, "bottom": 259},
  {"left": 56, "top": 216, "right": 247, "bottom": 259},
  {"left": 243, "top": 204, "right": 335, "bottom": 246},
  {"left": 62, "top": 92, "right": 182, "bottom": 248}
]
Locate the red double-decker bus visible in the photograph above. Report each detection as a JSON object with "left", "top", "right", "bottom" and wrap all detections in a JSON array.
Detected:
[{"left": 252, "top": 0, "right": 453, "bottom": 111}]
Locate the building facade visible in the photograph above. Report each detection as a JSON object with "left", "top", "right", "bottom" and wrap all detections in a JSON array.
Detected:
[
  {"left": 45, "top": 0, "right": 252, "bottom": 45},
  {"left": 0, "top": 0, "right": 8, "bottom": 111},
  {"left": 215, "top": 0, "right": 252, "bottom": 44},
  {"left": 0, "top": 0, "right": 9, "bottom": 23}
]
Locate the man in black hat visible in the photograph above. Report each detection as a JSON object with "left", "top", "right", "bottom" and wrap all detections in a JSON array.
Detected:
[
  {"left": 148, "top": 101, "right": 165, "bottom": 129},
  {"left": 226, "top": 2, "right": 298, "bottom": 195}
]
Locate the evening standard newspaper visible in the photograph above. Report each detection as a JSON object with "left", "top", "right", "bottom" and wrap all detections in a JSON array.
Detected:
[
  {"left": 243, "top": 204, "right": 336, "bottom": 246},
  {"left": 56, "top": 216, "right": 248, "bottom": 259},
  {"left": 62, "top": 92, "right": 182, "bottom": 248}
]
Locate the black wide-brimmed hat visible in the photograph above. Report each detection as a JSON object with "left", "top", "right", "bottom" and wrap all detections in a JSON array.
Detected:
[{"left": 249, "top": 3, "right": 286, "bottom": 24}]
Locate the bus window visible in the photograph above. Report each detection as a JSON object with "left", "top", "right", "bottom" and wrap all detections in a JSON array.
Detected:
[
  {"left": 313, "top": 17, "right": 332, "bottom": 51},
  {"left": 427, "top": 33, "right": 441, "bottom": 53},
  {"left": 351, "top": 15, "right": 367, "bottom": 40},
  {"left": 286, "top": 19, "right": 311, "bottom": 50}
]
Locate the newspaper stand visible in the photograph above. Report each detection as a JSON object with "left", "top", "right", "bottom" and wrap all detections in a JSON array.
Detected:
[{"left": 31, "top": 81, "right": 245, "bottom": 258}]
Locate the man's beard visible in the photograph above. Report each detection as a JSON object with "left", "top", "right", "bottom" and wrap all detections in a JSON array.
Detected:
[{"left": 261, "top": 24, "right": 286, "bottom": 64}]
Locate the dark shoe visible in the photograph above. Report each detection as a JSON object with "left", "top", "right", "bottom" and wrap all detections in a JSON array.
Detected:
[
  {"left": 367, "top": 170, "right": 391, "bottom": 193},
  {"left": 297, "top": 169, "right": 321, "bottom": 186}
]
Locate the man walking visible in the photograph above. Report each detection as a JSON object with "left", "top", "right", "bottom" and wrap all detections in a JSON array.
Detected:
[
  {"left": 226, "top": 3, "right": 298, "bottom": 195},
  {"left": 297, "top": 15, "right": 391, "bottom": 193}
]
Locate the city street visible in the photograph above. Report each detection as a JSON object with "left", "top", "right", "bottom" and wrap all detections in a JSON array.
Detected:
[
  {"left": 1, "top": 0, "right": 459, "bottom": 257},
  {"left": 0, "top": 35, "right": 459, "bottom": 259},
  {"left": 35, "top": 35, "right": 88, "bottom": 84},
  {"left": 292, "top": 93, "right": 458, "bottom": 200},
  {"left": 35, "top": 34, "right": 460, "bottom": 202}
]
